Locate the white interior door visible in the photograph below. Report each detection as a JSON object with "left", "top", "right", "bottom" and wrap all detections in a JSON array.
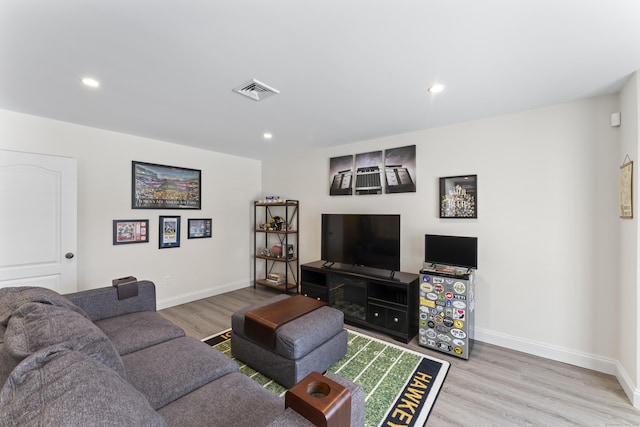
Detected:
[{"left": 0, "top": 150, "right": 77, "bottom": 294}]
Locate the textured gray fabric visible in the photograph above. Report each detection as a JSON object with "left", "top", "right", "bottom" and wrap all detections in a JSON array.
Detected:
[
  {"left": 123, "top": 336, "right": 239, "bottom": 409},
  {"left": 266, "top": 408, "right": 315, "bottom": 427},
  {"left": 326, "top": 373, "right": 366, "bottom": 427},
  {"left": 3, "top": 302, "right": 126, "bottom": 378},
  {"left": 64, "top": 280, "right": 157, "bottom": 322},
  {"left": 0, "top": 343, "right": 18, "bottom": 390},
  {"left": 231, "top": 329, "right": 348, "bottom": 388},
  {"left": 158, "top": 372, "right": 289, "bottom": 427},
  {"left": 232, "top": 295, "right": 345, "bottom": 359},
  {"left": 0, "top": 345, "right": 166, "bottom": 427},
  {"left": 96, "top": 311, "right": 185, "bottom": 355},
  {"left": 0, "top": 286, "right": 89, "bottom": 326}
]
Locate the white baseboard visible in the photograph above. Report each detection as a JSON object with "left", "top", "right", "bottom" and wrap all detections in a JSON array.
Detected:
[
  {"left": 615, "top": 361, "right": 640, "bottom": 410},
  {"left": 156, "top": 280, "right": 248, "bottom": 310},
  {"left": 476, "top": 327, "right": 640, "bottom": 409},
  {"left": 473, "top": 327, "right": 617, "bottom": 375}
]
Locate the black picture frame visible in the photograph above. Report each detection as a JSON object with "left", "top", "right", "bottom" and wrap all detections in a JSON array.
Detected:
[
  {"left": 132, "top": 161, "right": 201, "bottom": 210},
  {"left": 113, "top": 219, "right": 149, "bottom": 245},
  {"left": 188, "top": 218, "right": 212, "bottom": 239},
  {"left": 159, "top": 216, "right": 181, "bottom": 248},
  {"left": 439, "top": 175, "right": 477, "bottom": 218}
]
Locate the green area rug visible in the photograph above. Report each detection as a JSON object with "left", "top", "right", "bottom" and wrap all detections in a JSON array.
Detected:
[{"left": 203, "top": 329, "right": 449, "bottom": 427}]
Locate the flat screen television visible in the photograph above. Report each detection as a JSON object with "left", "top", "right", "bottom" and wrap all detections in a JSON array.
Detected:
[
  {"left": 424, "top": 234, "right": 478, "bottom": 269},
  {"left": 321, "top": 214, "right": 400, "bottom": 272}
]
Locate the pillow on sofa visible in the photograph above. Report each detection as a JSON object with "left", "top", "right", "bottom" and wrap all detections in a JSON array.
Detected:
[
  {"left": 0, "top": 345, "right": 166, "bottom": 426},
  {"left": 0, "top": 286, "right": 89, "bottom": 326},
  {"left": 3, "top": 302, "right": 126, "bottom": 378}
]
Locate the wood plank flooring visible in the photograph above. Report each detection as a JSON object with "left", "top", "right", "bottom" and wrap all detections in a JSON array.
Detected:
[{"left": 159, "top": 286, "right": 640, "bottom": 427}]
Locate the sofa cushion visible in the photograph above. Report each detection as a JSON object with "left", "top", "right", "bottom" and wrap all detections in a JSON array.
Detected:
[
  {"left": 3, "top": 302, "right": 126, "bottom": 378},
  {"left": 0, "top": 345, "right": 166, "bottom": 427},
  {"left": 158, "top": 372, "right": 285, "bottom": 427},
  {"left": 96, "top": 311, "right": 185, "bottom": 355},
  {"left": 122, "top": 336, "right": 239, "bottom": 409},
  {"left": 0, "top": 343, "right": 18, "bottom": 389},
  {"left": 0, "top": 286, "right": 89, "bottom": 326}
]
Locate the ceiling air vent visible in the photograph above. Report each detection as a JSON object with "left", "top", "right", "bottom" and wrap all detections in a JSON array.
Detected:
[{"left": 232, "top": 79, "right": 279, "bottom": 101}]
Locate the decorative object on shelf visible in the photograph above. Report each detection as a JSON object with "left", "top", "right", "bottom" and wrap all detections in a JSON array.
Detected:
[
  {"left": 270, "top": 244, "right": 283, "bottom": 257},
  {"left": 132, "top": 161, "right": 201, "bottom": 210},
  {"left": 439, "top": 175, "right": 477, "bottom": 218},
  {"left": 620, "top": 155, "right": 633, "bottom": 219},
  {"left": 113, "top": 219, "right": 149, "bottom": 245},
  {"left": 159, "top": 215, "right": 181, "bottom": 248},
  {"left": 187, "top": 218, "right": 212, "bottom": 239},
  {"left": 262, "top": 195, "right": 283, "bottom": 203},
  {"left": 269, "top": 216, "right": 285, "bottom": 230}
]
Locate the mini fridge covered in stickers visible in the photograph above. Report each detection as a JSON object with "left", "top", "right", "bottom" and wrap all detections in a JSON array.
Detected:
[{"left": 418, "top": 268, "right": 475, "bottom": 359}]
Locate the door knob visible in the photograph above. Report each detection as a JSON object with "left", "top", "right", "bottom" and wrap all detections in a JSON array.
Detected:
[{"left": 65, "top": 252, "right": 75, "bottom": 259}]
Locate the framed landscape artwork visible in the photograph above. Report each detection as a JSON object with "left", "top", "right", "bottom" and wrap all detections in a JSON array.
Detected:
[{"left": 132, "top": 161, "right": 201, "bottom": 209}]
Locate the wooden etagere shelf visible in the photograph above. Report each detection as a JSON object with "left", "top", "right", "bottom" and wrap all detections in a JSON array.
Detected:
[{"left": 253, "top": 199, "right": 299, "bottom": 294}]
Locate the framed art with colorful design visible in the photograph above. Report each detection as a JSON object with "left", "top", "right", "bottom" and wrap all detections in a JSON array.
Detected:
[
  {"left": 113, "top": 219, "right": 149, "bottom": 245},
  {"left": 188, "top": 218, "right": 212, "bottom": 239},
  {"left": 159, "top": 216, "right": 181, "bottom": 248},
  {"left": 439, "top": 175, "right": 477, "bottom": 218}
]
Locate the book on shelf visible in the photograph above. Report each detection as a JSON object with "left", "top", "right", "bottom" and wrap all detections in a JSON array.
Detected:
[{"left": 265, "top": 273, "right": 285, "bottom": 285}]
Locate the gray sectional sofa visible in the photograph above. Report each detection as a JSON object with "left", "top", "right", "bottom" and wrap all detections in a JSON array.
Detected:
[{"left": 0, "top": 281, "right": 364, "bottom": 426}]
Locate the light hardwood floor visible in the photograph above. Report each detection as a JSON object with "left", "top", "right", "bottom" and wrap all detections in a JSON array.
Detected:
[{"left": 159, "top": 286, "right": 640, "bottom": 427}]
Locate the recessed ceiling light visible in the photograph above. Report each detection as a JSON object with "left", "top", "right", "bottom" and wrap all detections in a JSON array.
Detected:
[
  {"left": 263, "top": 133, "right": 273, "bottom": 140},
  {"left": 428, "top": 84, "right": 444, "bottom": 94},
  {"left": 82, "top": 77, "right": 100, "bottom": 88}
]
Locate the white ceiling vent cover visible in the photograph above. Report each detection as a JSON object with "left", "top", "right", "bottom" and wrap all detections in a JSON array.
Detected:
[{"left": 232, "top": 79, "right": 280, "bottom": 101}]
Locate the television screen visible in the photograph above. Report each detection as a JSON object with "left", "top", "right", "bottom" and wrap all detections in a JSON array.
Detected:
[
  {"left": 321, "top": 214, "right": 400, "bottom": 271},
  {"left": 424, "top": 234, "right": 478, "bottom": 269}
]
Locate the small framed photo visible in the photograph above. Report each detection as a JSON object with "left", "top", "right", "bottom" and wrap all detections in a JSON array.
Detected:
[
  {"left": 439, "top": 175, "right": 477, "bottom": 218},
  {"left": 159, "top": 216, "right": 181, "bottom": 248},
  {"left": 113, "top": 220, "right": 149, "bottom": 245},
  {"left": 188, "top": 218, "right": 212, "bottom": 239}
]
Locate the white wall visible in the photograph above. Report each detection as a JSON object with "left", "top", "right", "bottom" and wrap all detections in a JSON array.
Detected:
[
  {"left": 262, "top": 95, "right": 622, "bottom": 375},
  {"left": 0, "top": 109, "right": 262, "bottom": 308},
  {"left": 618, "top": 71, "right": 640, "bottom": 406}
]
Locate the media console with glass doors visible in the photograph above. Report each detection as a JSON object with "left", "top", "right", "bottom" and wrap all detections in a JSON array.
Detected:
[{"left": 300, "top": 261, "right": 419, "bottom": 343}]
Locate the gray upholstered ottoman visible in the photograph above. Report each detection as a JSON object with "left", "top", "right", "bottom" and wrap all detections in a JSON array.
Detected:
[{"left": 231, "top": 294, "right": 348, "bottom": 388}]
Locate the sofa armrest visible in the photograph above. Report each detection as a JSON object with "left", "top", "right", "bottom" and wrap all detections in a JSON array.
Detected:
[
  {"left": 269, "top": 373, "right": 365, "bottom": 427},
  {"left": 267, "top": 408, "right": 315, "bottom": 427},
  {"left": 64, "top": 280, "right": 157, "bottom": 321}
]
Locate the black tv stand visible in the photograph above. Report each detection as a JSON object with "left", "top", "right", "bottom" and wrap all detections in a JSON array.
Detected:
[{"left": 301, "top": 261, "right": 419, "bottom": 343}]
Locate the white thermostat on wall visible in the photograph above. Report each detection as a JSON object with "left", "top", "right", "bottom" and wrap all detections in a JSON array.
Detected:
[{"left": 611, "top": 112, "right": 621, "bottom": 127}]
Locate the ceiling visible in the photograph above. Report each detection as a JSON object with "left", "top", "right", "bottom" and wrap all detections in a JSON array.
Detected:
[{"left": 2, "top": 1, "right": 640, "bottom": 161}]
